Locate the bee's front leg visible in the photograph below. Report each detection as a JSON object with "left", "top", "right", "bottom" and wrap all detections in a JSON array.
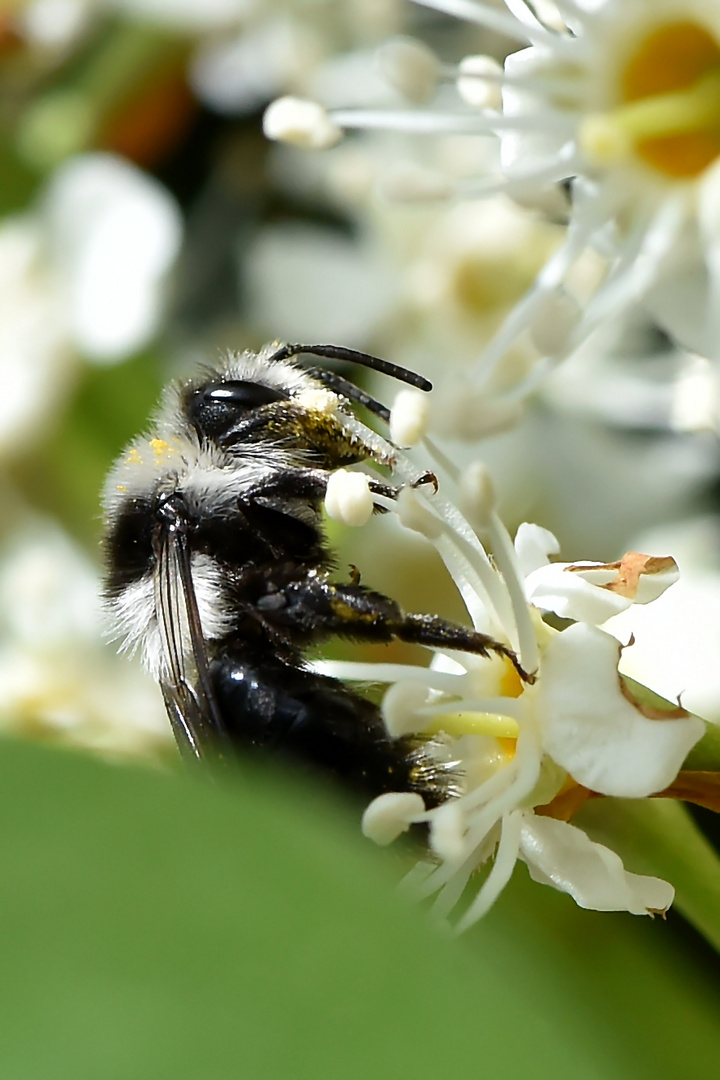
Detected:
[{"left": 258, "top": 579, "right": 533, "bottom": 682}]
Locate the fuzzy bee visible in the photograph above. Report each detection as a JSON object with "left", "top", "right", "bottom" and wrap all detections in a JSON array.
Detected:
[{"left": 103, "top": 343, "right": 523, "bottom": 804}]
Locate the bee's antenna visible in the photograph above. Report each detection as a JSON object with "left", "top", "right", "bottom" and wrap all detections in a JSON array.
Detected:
[
  {"left": 267, "top": 343, "right": 433, "bottom": 392},
  {"left": 304, "top": 367, "right": 391, "bottom": 422}
]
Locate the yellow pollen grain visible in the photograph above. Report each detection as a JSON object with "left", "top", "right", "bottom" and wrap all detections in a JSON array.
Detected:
[
  {"left": 150, "top": 438, "right": 172, "bottom": 457},
  {"left": 125, "top": 448, "right": 142, "bottom": 465},
  {"left": 620, "top": 21, "right": 720, "bottom": 177}
]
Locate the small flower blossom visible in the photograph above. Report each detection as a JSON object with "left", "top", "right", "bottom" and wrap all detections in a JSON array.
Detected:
[{"left": 316, "top": 437, "right": 706, "bottom": 928}]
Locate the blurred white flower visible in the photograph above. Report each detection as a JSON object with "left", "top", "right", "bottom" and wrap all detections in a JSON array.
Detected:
[
  {"left": 19, "top": 0, "right": 93, "bottom": 50},
  {"left": 245, "top": 221, "right": 397, "bottom": 345},
  {"left": 0, "top": 153, "right": 181, "bottom": 456},
  {"left": 41, "top": 153, "right": 183, "bottom": 362},
  {"left": 0, "top": 218, "right": 71, "bottom": 458},
  {"left": 267, "top": 0, "right": 720, "bottom": 379},
  {"left": 0, "top": 523, "right": 172, "bottom": 763}
]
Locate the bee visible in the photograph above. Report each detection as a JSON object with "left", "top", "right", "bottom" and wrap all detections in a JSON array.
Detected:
[{"left": 103, "top": 342, "right": 524, "bottom": 804}]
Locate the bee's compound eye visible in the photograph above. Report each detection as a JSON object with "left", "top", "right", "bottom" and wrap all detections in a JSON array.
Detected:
[
  {"left": 204, "top": 381, "right": 287, "bottom": 408},
  {"left": 188, "top": 380, "right": 288, "bottom": 441}
]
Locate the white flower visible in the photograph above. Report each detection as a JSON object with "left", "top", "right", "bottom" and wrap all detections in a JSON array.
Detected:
[
  {"left": 266, "top": 0, "right": 720, "bottom": 381},
  {"left": 317, "top": 444, "right": 705, "bottom": 928}
]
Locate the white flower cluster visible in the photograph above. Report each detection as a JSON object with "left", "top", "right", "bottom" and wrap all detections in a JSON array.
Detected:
[
  {"left": 321, "top": 459, "right": 705, "bottom": 929},
  {"left": 266, "top": 0, "right": 720, "bottom": 385}
]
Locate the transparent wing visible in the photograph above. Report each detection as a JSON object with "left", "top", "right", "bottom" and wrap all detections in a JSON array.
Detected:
[{"left": 154, "top": 514, "right": 228, "bottom": 764}]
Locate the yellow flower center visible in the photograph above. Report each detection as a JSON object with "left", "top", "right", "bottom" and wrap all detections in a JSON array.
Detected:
[{"left": 581, "top": 21, "right": 720, "bottom": 178}]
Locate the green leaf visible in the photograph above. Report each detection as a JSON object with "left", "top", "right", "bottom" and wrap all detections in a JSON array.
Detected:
[
  {"left": 578, "top": 796, "right": 720, "bottom": 955},
  {"left": 683, "top": 721, "right": 720, "bottom": 772},
  {"left": 0, "top": 738, "right": 719, "bottom": 1079},
  {"left": 10, "top": 351, "right": 163, "bottom": 544}
]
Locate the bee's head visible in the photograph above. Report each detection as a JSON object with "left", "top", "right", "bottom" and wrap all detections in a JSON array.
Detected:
[
  {"left": 182, "top": 356, "right": 373, "bottom": 467},
  {"left": 181, "top": 343, "right": 431, "bottom": 464}
]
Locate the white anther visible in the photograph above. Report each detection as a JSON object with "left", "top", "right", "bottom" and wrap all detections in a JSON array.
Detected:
[
  {"left": 362, "top": 792, "right": 427, "bottom": 846},
  {"left": 325, "top": 470, "right": 374, "bottom": 527},
  {"left": 263, "top": 96, "right": 343, "bottom": 149},
  {"left": 389, "top": 389, "right": 430, "bottom": 446}
]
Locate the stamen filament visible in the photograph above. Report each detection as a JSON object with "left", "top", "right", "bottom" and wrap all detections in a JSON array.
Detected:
[
  {"left": 455, "top": 809, "right": 524, "bottom": 929},
  {"left": 329, "top": 109, "right": 574, "bottom": 137},
  {"left": 309, "top": 660, "right": 463, "bottom": 691},
  {"left": 486, "top": 509, "right": 540, "bottom": 672},
  {"left": 411, "top": 0, "right": 531, "bottom": 44}
]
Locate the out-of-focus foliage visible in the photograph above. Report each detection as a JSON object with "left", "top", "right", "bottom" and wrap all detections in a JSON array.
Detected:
[{"left": 1, "top": 735, "right": 720, "bottom": 1080}]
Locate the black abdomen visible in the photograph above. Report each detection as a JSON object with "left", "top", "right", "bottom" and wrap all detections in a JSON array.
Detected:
[{"left": 210, "top": 653, "right": 450, "bottom": 804}]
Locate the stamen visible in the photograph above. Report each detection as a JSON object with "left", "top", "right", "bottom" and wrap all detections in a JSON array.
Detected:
[
  {"left": 362, "top": 792, "right": 427, "bottom": 845},
  {"left": 455, "top": 809, "right": 524, "bottom": 929},
  {"left": 486, "top": 507, "right": 540, "bottom": 672},
  {"left": 389, "top": 389, "right": 430, "bottom": 446},
  {"left": 430, "top": 831, "right": 499, "bottom": 917},
  {"left": 329, "top": 107, "right": 574, "bottom": 137},
  {"left": 470, "top": 171, "right": 616, "bottom": 384},
  {"left": 460, "top": 463, "right": 539, "bottom": 671},
  {"left": 262, "top": 96, "right": 342, "bottom": 149},
  {"left": 324, "top": 470, "right": 374, "bottom": 527},
  {"left": 528, "top": 289, "right": 581, "bottom": 358},
  {"left": 310, "top": 659, "right": 465, "bottom": 691},
  {"left": 395, "top": 487, "right": 518, "bottom": 646},
  {"left": 410, "top": 0, "right": 536, "bottom": 45}
]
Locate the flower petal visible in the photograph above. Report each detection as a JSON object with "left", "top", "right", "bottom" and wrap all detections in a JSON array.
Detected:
[
  {"left": 536, "top": 623, "right": 705, "bottom": 796},
  {"left": 514, "top": 522, "right": 560, "bottom": 577},
  {"left": 525, "top": 561, "right": 633, "bottom": 623},
  {"left": 519, "top": 814, "right": 674, "bottom": 914}
]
